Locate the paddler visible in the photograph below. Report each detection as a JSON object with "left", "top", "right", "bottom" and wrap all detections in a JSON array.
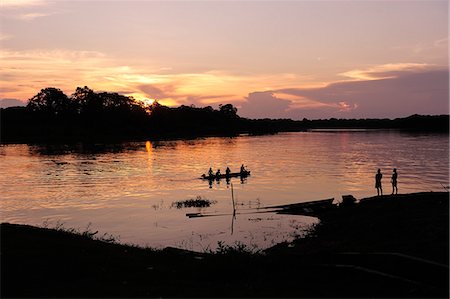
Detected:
[{"left": 240, "top": 164, "right": 246, "bottom": 174}]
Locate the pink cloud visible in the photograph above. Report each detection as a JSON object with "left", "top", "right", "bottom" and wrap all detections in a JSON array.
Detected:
[
  {"left": 238, "top": 91, "right": 292, "bottom": 119},
  {"left": 276, "top": 68, "right": 449, "bottom": 119},
  {"left": 338, "top": 101, "right": 358, "bottom": 112}
]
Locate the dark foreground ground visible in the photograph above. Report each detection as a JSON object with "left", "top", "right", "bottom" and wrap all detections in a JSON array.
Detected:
[{"left": 1, "top": 192, "right": 449, "bottom": 298}]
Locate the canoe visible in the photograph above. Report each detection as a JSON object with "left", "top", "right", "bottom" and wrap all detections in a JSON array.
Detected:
[
  {"left": 263, "top": 198, "right": 335, "bottom": 215},
  {"left": 201, "top": 171, "right": 251, "bottom": 180}
]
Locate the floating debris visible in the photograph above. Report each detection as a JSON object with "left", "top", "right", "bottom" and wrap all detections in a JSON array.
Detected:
[{"left": 172, "top": 196, "right": 217, "bottom": 209}]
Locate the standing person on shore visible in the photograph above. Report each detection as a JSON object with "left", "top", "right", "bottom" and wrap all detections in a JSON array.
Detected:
[
  {"left": 375, "top": 169, "right": 383, "bottom": 196},
  {"left": 391, "top": 168, "right": 398, "bottom": 195}
]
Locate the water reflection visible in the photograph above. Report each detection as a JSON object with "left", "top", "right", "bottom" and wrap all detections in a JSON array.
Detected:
[
  {"left": 0, "top": 131, "right": 448, "bottom": 250},
  {"left": 205, "top": 175, "right": 249, "bottom": 189},
  {"left": 145, "top": 140, "right": 152, "bottom": 154},
  {"left": 28, "top": 142, "right": 137, "bottom": 156}
]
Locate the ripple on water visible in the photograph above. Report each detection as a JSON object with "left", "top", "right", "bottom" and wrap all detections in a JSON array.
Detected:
[{"left": 0, "top": 131, "right": 448, "bottom": 248}]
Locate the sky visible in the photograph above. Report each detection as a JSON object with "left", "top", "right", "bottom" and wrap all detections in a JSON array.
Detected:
[{"left": 0, "top": 0, "right": 448, "bottom": 119}]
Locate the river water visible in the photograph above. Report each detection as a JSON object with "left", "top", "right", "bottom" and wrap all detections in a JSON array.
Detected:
[{"left": 1, "top": 131, "right": 448, "bottom": 251}]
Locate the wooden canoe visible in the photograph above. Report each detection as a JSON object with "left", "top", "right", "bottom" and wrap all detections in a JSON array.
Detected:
[
  {"left": 201, "top": 171, "right": 251, "bottom": 180},
  {"left": 263, "top": 198, "right": 335, "bottom": 215}
]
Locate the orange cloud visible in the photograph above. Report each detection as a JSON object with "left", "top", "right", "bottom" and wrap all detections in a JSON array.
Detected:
[
  {"left": 17, "top": 12, "right": 52, "bottom": 21},
  {"left": 0, "top": 33, "right": 13, "bottom": 41},
  {"left": 275, "top": 67, "right": 448, "bottom": 119},
  {"left": 0, "top": 0, "right": 45, "bottom": 8},
  {"left": 0, "top": 48, "right": 320, "bottom": 108},
  {"left": 339, "top": 63, "right": 430, "bottom": 81},
  {"left": 2, "top": 47, "right": 446, "bottom": 120}
]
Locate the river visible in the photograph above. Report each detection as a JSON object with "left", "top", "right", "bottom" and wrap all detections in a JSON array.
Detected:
[{"left": 1, "top": 130, "right": 448, "bottom": 251}]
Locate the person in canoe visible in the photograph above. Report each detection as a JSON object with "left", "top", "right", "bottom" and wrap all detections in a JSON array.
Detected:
[
  {"left": 208, "top": 167, "right": 214, "bottom": 177},
  {"left": 240, "top": 164, "right": 246, "bottom": 174},
  {"left": 216, "top": 169, "right": 221, "bottom": 177},
  {"left": 225, "top": 167, "right": 231, "bottom": 177}
]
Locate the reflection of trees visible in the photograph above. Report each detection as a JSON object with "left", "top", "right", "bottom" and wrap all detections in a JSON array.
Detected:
[{"left": 27, "top": 143, "right": 131, "bottom": 156}]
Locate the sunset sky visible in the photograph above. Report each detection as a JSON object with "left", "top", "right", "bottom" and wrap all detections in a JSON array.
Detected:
[{"left": 0, "top": 0, "right": 448, "bottom": 119}]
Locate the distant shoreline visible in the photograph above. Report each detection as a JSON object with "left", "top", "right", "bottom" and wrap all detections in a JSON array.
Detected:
[
  {"left": 1, "top": 99, "right": 448, "bottom": 143},
  {"left": 2, "top": 191, "right": 448, "bottom": 297}
]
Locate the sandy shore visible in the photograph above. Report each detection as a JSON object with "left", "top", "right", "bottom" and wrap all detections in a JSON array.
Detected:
[{"left": 1, "top": 191, "right": 448, "bottom": 298}]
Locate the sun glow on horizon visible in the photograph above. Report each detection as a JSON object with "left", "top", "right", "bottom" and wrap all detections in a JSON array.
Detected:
[
  {"left": 0, "top": 1, "right": 447, "bottom": 118},
  {"left": 129, "top": 95, "right": 155, "bottom": 107}
]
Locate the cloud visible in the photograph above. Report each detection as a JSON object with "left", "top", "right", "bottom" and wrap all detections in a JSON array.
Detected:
[
  {"left": 17, "top": 12, "right": 52, "bottom": 21},
  {"left": 0, "top": 98, "right": 26, "bottom": 108},
  {"left": 1, "top": 0, "right": 60, "bottom": 23},
  {"left": 338, "top": 101, "right": 358, "bottom": 112},
  {"left": 0, "top": 49, "right": 114, "bottom": 100},
  {"left": 136, "top": 83, "right": 234, "bottom": 107},
  {"left": 0, "top": 33, "right": 13, "bottom": 41},
  {"left": 0, "top": 0, "right": 46, "bottom": 8},
  {"left": 237, "top": 91, "right": 363, "bottom": 120},
  {"left": 1, "top": 48, "right": 447, "bottom": 120},
  {"left": 0, "top": 48, "right": 246, "bottom": 107},
  {"left": 184, "top": 94, "right": 234, "bottom": 106},
  {"left": 392, "top": 37, "right": 448, "bottom": 60},
  {"left": 238, "top": 64, "right": 448, "bottom": 120},
  {"left": 238, "top": 91, "right": 292, "bottom": 119},
  {"left": 137, "top": 84, "right": 174, "bottom": 100},
  {"left": 0, "top": 49, "right": 107, "bottom": 63},
  {"left": 277, "top": 68, "right": 449, "bottom": 119},
  {"left": 339, "top": 63, "right": 429, "bottom": 80}
]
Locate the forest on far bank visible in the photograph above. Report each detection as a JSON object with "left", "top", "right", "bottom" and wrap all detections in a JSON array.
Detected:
[{"left": 1, "top": 86, "right": 448, "bottom": 143}]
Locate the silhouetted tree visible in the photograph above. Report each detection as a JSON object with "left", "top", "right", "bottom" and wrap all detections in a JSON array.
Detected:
[
  {"left": 203, "top": 106, "right": 214, "bottom": 113},
  {"left": 27, "top": 87, "right": 74, "bottom": 115},
  {"left": 98, "top": 92, "right": 142, "bottom": 110},
  {"left": 4, "top": 85, "right": 445, "bottom": 143},
  {"left": 219, "top": 104, "right": 238, "bottom": 118},
  {"left": 71, "top": 86, "right": 100, "bottom": 114}
]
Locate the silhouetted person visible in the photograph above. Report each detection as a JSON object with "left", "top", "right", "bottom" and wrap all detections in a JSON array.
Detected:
[
  {"left": 208, "top": 167, "right": 213, "bottom": 177},
  {"left": 240, "top": 164, "right": 246, "bottom": 174},
  {"left": 225, "top": 167, "right": 231, "bottom": 177},
  {"left": 216, "top": 169, "right": 221, "bottom": 177},
  {"left": 375, "top": 169, "right": 383, "bottom": 196},
  {"left": 391, "top": 168, "right": 398, "bottom": 195}
]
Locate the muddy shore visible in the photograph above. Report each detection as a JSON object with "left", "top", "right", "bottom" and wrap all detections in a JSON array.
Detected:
[{"left": 1, "top": 191, "right": 448, "bottom": 298}]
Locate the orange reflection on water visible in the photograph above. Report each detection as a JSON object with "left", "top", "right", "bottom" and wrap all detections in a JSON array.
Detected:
[
  {"left": 0, "top": 132, "right": 448, "bottom": 250},
  {"left": 146, "top": 140, "right": 152, "bottom": 155},
  {"left": 146, "top": 140, "right": 153, "bottom": 171}
]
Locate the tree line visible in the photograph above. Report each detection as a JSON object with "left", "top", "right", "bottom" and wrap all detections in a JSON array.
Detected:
[
  {"left": 1, "top": 86, "right": 448, "bottom": 142},
  {"left": 1, "top": 86, "right": 300, "bottom": 142}
]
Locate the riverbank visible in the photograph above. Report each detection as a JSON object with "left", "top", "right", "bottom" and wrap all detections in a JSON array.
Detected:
[{"left": 1, "top": 191, "right": 448, "bottom": 297}]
